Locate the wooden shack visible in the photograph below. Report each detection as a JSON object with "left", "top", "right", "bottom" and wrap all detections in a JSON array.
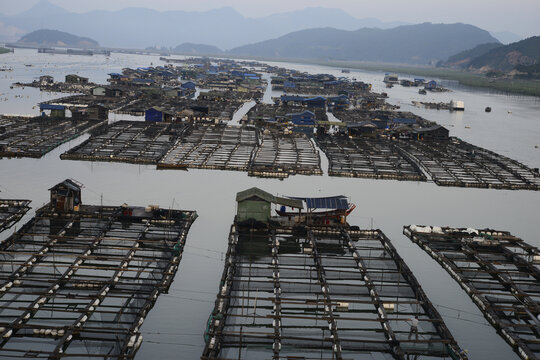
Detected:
[
  {"left": 414, "top": 125, "right": 450, "bottom": 141},
  {"left": 236, "top": 187, "right": 302, "bottom": 226},
  {"left": 49, "top": 179, "right": 82, "bottom": 212},
  {"left": 65, "top": 74, "right": 89, "bottom": 84}
]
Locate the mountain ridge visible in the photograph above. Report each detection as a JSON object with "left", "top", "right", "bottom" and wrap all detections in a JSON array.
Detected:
[
  {"left": 229, "top": 23, "right": 500, "bottom": 64},
  {"left": 469, "top": 36, "right": 540, "bottom": 71},
  {"left": 17, "top": 29, "right": 99, "bottom": 48},
  {"left": 0, "top": 1, "right": 498, "bottom": 51}
]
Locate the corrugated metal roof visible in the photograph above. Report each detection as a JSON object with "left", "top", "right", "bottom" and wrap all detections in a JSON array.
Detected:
[
  {"left": 49, "top": 179, "right": 81, "bottom": 192},
  {"left": 236, "top": 188, "right": 303, "bottom": 208},
  {"left": 290, "top": 196, "right": 348, "bottom": 209}
]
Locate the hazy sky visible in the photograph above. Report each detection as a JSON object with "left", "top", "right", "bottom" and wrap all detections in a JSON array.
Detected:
[{"left": 1, "top": 0, "right": 539, "bottom": 37}]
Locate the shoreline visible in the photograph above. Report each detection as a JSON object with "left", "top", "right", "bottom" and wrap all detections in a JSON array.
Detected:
[{"left": 6, "top": 45, "right": 540, "bottom": 97}]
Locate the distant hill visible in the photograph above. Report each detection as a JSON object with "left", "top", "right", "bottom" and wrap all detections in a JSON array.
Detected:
[
  {"left": 441, "top": 43, "right": 503, "bottom": 68},
  {"left": 0, "top": 0, "right": 500, "bottom": 51},
  {"left": 0, "top": 1, "right": 408, "bottom": 48},
  {"left": 17, "top": 29, "right": 99, "bottom": 48},
  {"left": 230, "top": 23, "right": 500, "bottom": 65},
  {"left": 468, "top": 36, "right": 540, "bottom": 71},
  {"left": 174, "top": 43, "right": 222, "bottom": 55}
]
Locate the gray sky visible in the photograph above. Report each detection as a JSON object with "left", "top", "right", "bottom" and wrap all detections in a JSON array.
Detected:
[{"left": 1, "top": 0, "right": 538, "bottom": 37}]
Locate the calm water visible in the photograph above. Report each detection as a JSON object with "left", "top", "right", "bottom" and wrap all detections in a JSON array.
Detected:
[{"left": 1, "top": 49, "right": 540, "bottom": 360}]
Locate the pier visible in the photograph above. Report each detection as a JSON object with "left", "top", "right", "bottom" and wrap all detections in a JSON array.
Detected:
[{"left": 404, "top": 225, "right": 540, "bottom": 360}]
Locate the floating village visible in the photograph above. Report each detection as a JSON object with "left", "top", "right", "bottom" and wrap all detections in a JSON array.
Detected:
[{"left": 1, "top": 55, "right": 540, "bottom": 360}]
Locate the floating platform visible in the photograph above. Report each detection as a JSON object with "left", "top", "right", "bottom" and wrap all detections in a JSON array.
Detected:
[
  {"left": 158, "top": 125, "right": 258, "bottom": 171},
  {"left": 249, "top": 133, "right": 322, "bottom": 177},
  {"left": 0, "top": 117, "right": 104, "bottom": 159},
  {"left": 404, "top": 225, "right": 540, "bottom": 360},
  {"left": 158, "top": 125, "right": 322, "bottom": 177},
  {"left": 0, "top": 199, "right": 31, "bottom": 233},
  {"left": 317, "top": 136, "right": 426, "bottom": 181},
  {"left": 61, "top": 121, "right": 187, "bottom": 165},
  {"left": 202, "top": 224, "right": 467, "bottom": 359},
  {"left": 0, "top": 202, "right": 197, "bottom": 359},
  {"left": 396, "top": 138, "right": 540, "bottom": 190}
]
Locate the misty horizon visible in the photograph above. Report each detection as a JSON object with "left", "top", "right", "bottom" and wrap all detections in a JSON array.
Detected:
[{"left": 1, "top": 0, "right": 538, "bottom": 38}]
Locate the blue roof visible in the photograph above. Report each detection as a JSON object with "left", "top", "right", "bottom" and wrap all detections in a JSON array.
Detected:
[
  {"left": 108, "top": 73, "right": 122, "bottom": 76},
  {"left": 181, "top": 81, "right": 196, "bottom": 89},
  {"left": 324, "top": 80, "right": 343, "bottom": 86},
  {"left": 286, "top": 110, "right": 315, "bottom": 117},
  {"left": 281, "top": 95, "right": 305, "bottom": 102},
  {"left": 40, "top": 104, "right": 65, "bottom": 111},
  {"left": 304, "top": 96, "right": 326, "bottom": 102},
  {"left": 290, "top": 196, "right": 349, "bottom": 210}
]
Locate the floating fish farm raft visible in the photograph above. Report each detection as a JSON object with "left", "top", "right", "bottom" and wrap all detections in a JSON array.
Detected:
[
  {"left": 316, "top": 135, "right": 540, "bottom": 189},
  {"left": 316, "top": 136, "right": 426, "bottom": 181},
  {"left": 0, "top": 117, "right": 104, "bottom": 159},
  {"left": 158, "top": 125, "right": 258, "bottom": 171},
  {"left": 395, "top": 138, "right": 540, "bottom": 190},
  {"left": 0, "top": 200, "right": 197, "bottom": 358},
  {"left": 249, "top": 133, "right": 322, "bottom": 178},
  {"left": 404, "top": 225, "right": 540, "bottom": 360},
  {"left": 202, "top": 225, "right": 467, "bottom": 359},
  {"left": 0, "top": 200, "right": 31, "bottom": 233},
  {"left": 61, "top": 121, "right": 187, "bottom": 165}
]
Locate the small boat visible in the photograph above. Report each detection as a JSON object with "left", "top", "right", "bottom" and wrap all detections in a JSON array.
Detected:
[
  {"left": 341, "top": 69, "right": 350, "bottom": 73},
  {"left": 418, "top": 89, "right": 427, "bottom": 95},
  {"left": 485, "top": 107, "right": 492, "bottom": 112},
  {"left": 383, "top": 73, "right": 399, "bottom": 83},
  {"left": 386, "top": 83, "right": 393, "bottom": 88}
]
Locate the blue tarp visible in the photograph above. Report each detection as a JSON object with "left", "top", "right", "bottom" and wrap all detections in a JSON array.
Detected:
[
  {"left": 181, "top": 81, "right": 196, "bottom": 89},
  {"left": 145, "top": 108, "right": 163, "bottom": 122},
  {"left": 40, "top": 104, "right": 65, "bottom": 111},
  {"left": 290, "top": 196, "right": 349, "bottom": 209}
]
